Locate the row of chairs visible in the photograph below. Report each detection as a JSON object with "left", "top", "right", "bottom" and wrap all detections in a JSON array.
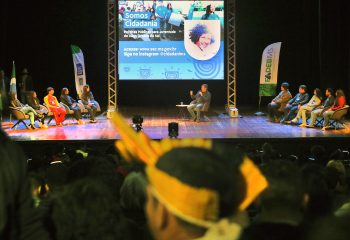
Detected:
[{"left": 10, "top": 100, "right": 101, "bottom": 129}]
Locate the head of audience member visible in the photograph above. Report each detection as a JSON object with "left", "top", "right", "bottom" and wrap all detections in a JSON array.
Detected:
[
  {"left": 325, "top": 88, "right": 334, "bottom": 97},
  {"left": 61, "top": 88, "right": 69, "bottom": 96},
  {"left": 67, "top": 155, "right": 124, "bottom": 200},
  {"left": 258, "top": 160, "right": 306, "bottom": 225},
  {"left": 298, "top": 85, "right": 307, "bottom": 94},
  {"left": 47, "top": 87, "right": 54, "bottom": 95},
  {"left": 307, "top": 213, "right": 350, "bottom": 240},
  {"left": 201, "top": 84, "right": 208, "bottom": 93},
  {"left": 145, "top": 147, "right": 245, "bottom": 240},
  {"left": 189, "top": 24, "right": 215, "bottom": 51},
  {"left": 301, "top": 163, "right": 332, "bottom": 221},
  {"left": 314, "top": 88, "right": 322, "bottom": 99},
  {"left": 52, "top": 179, "right": 131, "bottom": 240},
  {"left": 260, "top": 142, "right": 278, "bottom": 165},
  {"left": 120, "top": 172, "right": 147, "bottom": 217},
  {"left": 326, "top": 160, "right": 347, "bottom": 194},
  {"left": 310, "top": 145, "right": 327, "bottom": 165},
  {"left": 281, "top": 82, "right": 289, "bottom": 91},
  {"left": 83, "top": 85, "right": 90, "bottom": 93}
]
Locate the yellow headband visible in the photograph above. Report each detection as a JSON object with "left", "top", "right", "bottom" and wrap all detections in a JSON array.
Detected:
[
  {"left": 110, "top": 112, "right": 268, "bottom": 222},
  {"left": 147, "top": 166, "right": 219, "bottom": 228}
]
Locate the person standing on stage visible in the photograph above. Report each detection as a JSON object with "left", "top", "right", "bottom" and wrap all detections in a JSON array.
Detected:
[
  {"left": 280, "top": 85, "right": 309, "bottom": 123},
  {"left": 187, "top": 84, "right": 211, "bottom": 122},
  {"left": 81, "top": 85, "right": 97, "bottom": 123},
  {"left": 60, "top": 88, "right": 84, "bottom": 125},
  {"left": 18, "top": 68, "right": 33, "bottom": 104},
  {"left": 267, "top": 82, "right": 292, "bottom": 122},
  {"left": 307, "top": 88, "right": 335, "bottom": 128},
  {"left": 44, "top": 87, "right": 66, "bottom": 126}
]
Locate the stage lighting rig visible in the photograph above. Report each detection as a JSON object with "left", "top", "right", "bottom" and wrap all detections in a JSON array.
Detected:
[
  {"left": 168, "top": 122, "right": 179, "bottom": 138},
  {"left": 132, "top": 115, "right": 143, "bottom": 132}
]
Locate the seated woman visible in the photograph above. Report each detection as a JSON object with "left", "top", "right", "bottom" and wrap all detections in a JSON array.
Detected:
[
  {"left": 81, "top": 85, "right": 97, "bottom": 123},
  {"left": 291, "top": 88, "right": 322, "bottom": 127},
  {"left": 322, "top": 89, "right": 346, "bottom": 131},
  {"left": 60, "top": 88, "right": 84, "bottom": 125},
  {"left": 27, "top": 91, "right": 48, "bottom": 128},
  {"left": 10, "top": 93, "right": 44, "bottom": 129},
  {"left": 44, "top": 87, "right": 66, "bottom": 126}
]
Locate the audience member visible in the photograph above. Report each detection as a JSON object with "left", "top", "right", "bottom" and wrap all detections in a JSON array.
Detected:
[
  {"left": 267, "top": 82, "right": 292, "bottom": 122},
  {"left": 241, "top": 160, "right": 306, "bottom": 240}
]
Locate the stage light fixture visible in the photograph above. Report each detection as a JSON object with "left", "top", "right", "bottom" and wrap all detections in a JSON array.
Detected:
[
  {"left": 168, "top": 122, "right": 179, "bottom": 138},
  {"left": 132, "top": 115, "right": 143, "bottom": 132}
]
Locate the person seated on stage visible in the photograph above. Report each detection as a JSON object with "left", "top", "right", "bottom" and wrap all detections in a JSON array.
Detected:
[
  {"left": 267, "top": 82, "right": 292, "bottom": 123},
  {"left": 27, "top": 91, "right": 49, "bottom": 128},
  {"left": 290, "top": 88, "right": 322, "bottom": 127},
  {"left": 187, "top": 84, "right": 211, "bottom": 122},
  {"left": 60, "top": 88, "right": 84, "bottom": 125},
  {"left": 280, "top": 85, "right": 309, "bottom": 123},
  {"left": 81, "top": 85, "right": 97, "bottom": 123},
  {"left": 44, "top": 87, "right": 66, "bottom": 127},
  {"left": 322, "top": 89, "right": 346, "bottom": 131},
  {"left": 10, "top": 93, "right": 44, "bottom": 129},
  {"left": 307, "top": 88, "right": 335, "bottom": 128}
]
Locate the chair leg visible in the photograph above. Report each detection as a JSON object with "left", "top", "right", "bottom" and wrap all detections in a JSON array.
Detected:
[
  {"left": 22, "top": 120, "right": 30, "bottom": 129},
  {"left": 12, "top": 120, "right": 21, "bottom": 129}
]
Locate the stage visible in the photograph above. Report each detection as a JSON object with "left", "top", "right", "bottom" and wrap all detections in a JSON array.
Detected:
[{"left": 4, "top": 107, "right": 350, "bottom": 143}]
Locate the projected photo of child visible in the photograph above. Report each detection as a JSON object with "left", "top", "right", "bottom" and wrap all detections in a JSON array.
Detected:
[{"left": 184, "top": 20, "right": 221, "bottom": 61}]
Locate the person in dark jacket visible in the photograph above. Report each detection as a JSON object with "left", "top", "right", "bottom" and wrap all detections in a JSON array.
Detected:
[
  {"left": 18, "top": 68, "right": 33, "bottom": 104},
  {"left": 280, "top": 85, "right": 309, "bottom": 123},
  {"left": 81, "top": 85, "right": 97, "bottom": 123},
  {"left": 27, "top": 91, "right": 49, "bottom": 128},
  {"left": 307, "top": 88, "right": 335, "bottom": 128},
  {"left": 187, "top": 84, "right": 211, "bottom": 122},
  {"left": 0, "top": 129, "right": 50, "bottom": 239},
  {"left": 267, "top": 82, "right": 292, "bottom": 122},
  {"left": 60, "top": 88, "right": 84, "bottom": 125}
]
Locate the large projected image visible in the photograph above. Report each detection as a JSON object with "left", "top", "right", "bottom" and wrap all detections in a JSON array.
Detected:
[{"left": 118, "top": 0, "right": 225, "bottom": 80}]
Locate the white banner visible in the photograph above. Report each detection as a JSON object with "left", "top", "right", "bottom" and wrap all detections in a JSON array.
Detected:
[
  {"left": 259, "top": 42, "right": 282, "bottom": 96},
  {"left": 71, "top": 45, "right": 87, "bottom": 97}
]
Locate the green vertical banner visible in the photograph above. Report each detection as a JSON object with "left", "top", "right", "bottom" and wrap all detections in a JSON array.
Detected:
[
  {"left": 71, "top": 45, "right": 87, "bottom": 98},
  {"left": 259, "top": 42, "right": 282, "bottom": 96}
]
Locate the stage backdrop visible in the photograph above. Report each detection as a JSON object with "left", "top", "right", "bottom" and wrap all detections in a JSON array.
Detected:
[{"left": 117, "top": 0, "right": 225, "bottom": 81}]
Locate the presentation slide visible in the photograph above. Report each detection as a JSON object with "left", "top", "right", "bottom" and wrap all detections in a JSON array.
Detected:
[{"left": 118, "top": 0, "right": 225, "bottom": 80}]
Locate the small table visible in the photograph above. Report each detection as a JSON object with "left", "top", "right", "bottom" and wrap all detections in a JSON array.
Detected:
[{"left": 176, "top": 104, "right": 189, "bottom": 120}]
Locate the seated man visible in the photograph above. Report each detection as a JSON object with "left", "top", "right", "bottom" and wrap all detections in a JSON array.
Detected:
[
  {"left": 60, "top": 88, "right": 84, "bottom": 125},
  {"left": 307, "top": 88, "right": 335, "bottom": 128},
  {"left": 44, "top": 87, "right": 66, "bottom": 126},
  {"left": 280, "top": 85, "right": 309, "bottom": 123},
  {"left": 81, "top": 85, "right": 97, "bottom": 123},
  {"left": 187, "top": 84, "right": 211, "bottom": 122},
  {"left": 267, "top": 82, "right": 292, "bottom": 122},
  {"left": 290, "top": 88, "right": 322, "bottom": 127},
  {"left": 10, "top": 93, "right": 44, "bottom": 129}
]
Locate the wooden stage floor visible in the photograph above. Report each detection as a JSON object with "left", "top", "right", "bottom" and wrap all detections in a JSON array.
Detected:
[{"left": 4, "top": 107, "right": 350, "bottom": 142}]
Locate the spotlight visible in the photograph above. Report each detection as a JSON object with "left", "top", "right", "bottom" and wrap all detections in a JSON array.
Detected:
[
  {"left": 132, "top": 115, "right": 143, "bottom": 132},
  {"left": 168, "top": 122, "right": 179, "bottom": 138}
]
